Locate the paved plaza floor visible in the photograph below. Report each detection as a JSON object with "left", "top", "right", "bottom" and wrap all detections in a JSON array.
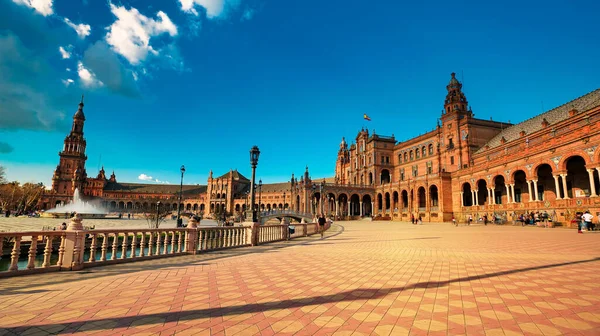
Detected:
[{"left": 1, "top": 221, "right": 600, "bottom": 335}]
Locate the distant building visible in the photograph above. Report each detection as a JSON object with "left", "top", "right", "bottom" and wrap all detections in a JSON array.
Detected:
[{"left": 39, "top": 74, "right": 600, "bottom": 225}]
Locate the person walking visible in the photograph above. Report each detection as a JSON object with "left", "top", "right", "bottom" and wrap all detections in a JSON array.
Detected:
[
  {"left": 468, "top": 214, "right": 473, "bottom": 226},
  {"left": 581, "top": 211, "right": 593, "bottom": 234},
  {"left": 318, "top": 213, "right": 326, "bottom": 238},
  {"left": 452, "top": 216, "right": 457, "bottom": 227}
]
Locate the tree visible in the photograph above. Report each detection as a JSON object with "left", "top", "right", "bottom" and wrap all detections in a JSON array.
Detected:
[
  {"left": 143, "top": 200, "right": 175, "bottom": 229},
  {"left": 0, "top": 181, "right": 44, "bottom": 214},
  {"left": 0, "top": 165, "right": 6, "bottom": 184}
]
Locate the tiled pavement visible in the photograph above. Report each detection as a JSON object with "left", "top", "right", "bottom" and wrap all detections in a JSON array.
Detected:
[{"left": 1, "top": 221, "right": 600, "bottom": 336}]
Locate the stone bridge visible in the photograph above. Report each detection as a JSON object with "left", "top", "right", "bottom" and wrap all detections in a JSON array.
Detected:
[{"left": 259, "top": 209, "right": 314, "bottom": 224}]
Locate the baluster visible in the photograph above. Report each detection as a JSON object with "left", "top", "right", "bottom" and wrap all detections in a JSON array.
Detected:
[
  {"left": 8, "top": 236, "right": 22, "bottom": 271},
  {"left": 26, "top": 235, "right": 38, "bottom": 270},
  {"left": 148, "top": 232, "right": 154, "bottom": 256},
  {"left": 100, "top": 234, "right": 108, "bottom": 261},
  {"left": 196, "top": 230, "right": 201, "bottom": 251},
  {"left": 170, "top": 232, "right": 176, "bottom": 254},
  {"left": 223, "top": 230, "right": 227, "bottom": 248},
  {"left": 42, "top": 235, "right": 53, "bottom": 267},
  {"left": 228, "top": 230, "right": 233, "bottom": 247},
  {"left": 120, "top": 233, "right": 128, "bottom": 259},
  {"left": 163, "top": 232, "right": 169, "bottom": 255},
  {"left": 139, "top": 233, "right": 146, "bottom": 257},
  {"left": 208, "top": 230, "right": 213, "bottom": 250},
  {"left": 88, "top": 233, "right": 97, "bottom": 263},
  {"left": 57, "top": 235, "right": 66, "bottom": 267},
  {"left": 201, "top": 230, "right": 207, "bottom": 250},
  {"left": 111, "top": 233, "right": 118, "bottom": 260},
  {"left": 177, "top": 232, "right": 183, "bottom": 253},
  {"left": 72, "top": 232, "right": 81, "bottom": 269},
  {"left": 0, "top": 239, "right": 3, "bottom": 264},
  {"left": 155, "top": 232, "right": 162, "bottom": 255},
  {"left": 131, "top": 232, "right": 138, "bottom": 258}
]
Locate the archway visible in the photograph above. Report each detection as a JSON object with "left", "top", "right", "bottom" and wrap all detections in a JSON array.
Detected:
[
  {"left": 429, "top": 185, "right": 439, "bottom": 209},
  {"left": 368, "top": 172, "right": 373, "bottom": 185},
  {"left": 296, "top": 195, "right": 300, "bottom": 212},
  {"left": 513, "top": 170, "right": 527, "bottom": 202},
  {"left": 377, "top": 193, "right": 383, "bottom": 211},
  {"left": 401, "top": 190, "right": 408, "bottom": 210},
  {"left": 362, "top": 194, "right": 372, "bottom": 216},
  {"left": 493, "top": 176, "right": 506, "bottom": 204},
  {"left": 417, "top": 187, "right": 426, "bottom": 209},
  {"left": 338, "top": 193, "right": 348, "bottom": 216},
  {"left": 327, "top": 193, "right": 336, "bottom": 215},
  {"left": 536, "top": 164, "right": 556, "bottom": 200},
  {"left": 476, "top": 179, "right": 487, "bottom": 205},
  {"left": 565, "top": 156, "right": 589, "bottom": 198},
  {"left": 380, "top": 169, "right": 391, "bottom": 184},
  {"left": 350, "top": 194, "right": 360, "bottom": 216},
  {"left": 462, "top": 183, "right": 472, "bottom": 206},
  {"left": 384, "top": 192, "right": 391, "bottom": 212},
  {"left": 392, "top": 191, "right": 399, "bottom": 211}
]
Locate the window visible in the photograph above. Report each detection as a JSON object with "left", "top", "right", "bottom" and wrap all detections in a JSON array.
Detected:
[
  {"left": 385, "top": 156, "right": 390, "bottom": 164},
  {"left": 428, "top": 144, "right": 434, "bottom": 155},
  {"left": 381, "top": 156, "right": 385, "bottom": 164},
  {"left": 404, "top": 153, "right": 408, "bottom": 161},
  {"left": 412, "top": 165, "right": 418, "bottom": 177},
  {"left": 410, "top": 151, "right": 414, "bottom": 160},
  {"left": 400, "top": 168, "right": 405, "bottom": 181},
  {"left": 450, "top": 156, "right": 455, "bottom": 165},
  {"left": 416, "top": 150, "right": 420, "bottom": 159},
  {"left": 422, "top": 146, "right": 426, "bottom": 157},
  {"left": 398, "top": 154, "right": 402, "bottom": 164},
  {"left": 447, "top": 138, "right": 454, "bottom": 149},
  {"left": 427, "top": 162, "right": 433, "bottom": 174}
]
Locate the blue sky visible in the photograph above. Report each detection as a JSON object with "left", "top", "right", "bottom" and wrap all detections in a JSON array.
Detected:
[{"left": 1, "top": 0, "right": 599, "bottom": 187}]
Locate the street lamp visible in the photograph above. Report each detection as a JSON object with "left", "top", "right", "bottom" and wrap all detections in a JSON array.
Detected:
[
  {"left": 283, "top": 192, "right": 286, "bottom": 211},
  {"left": 320, "top": 181, "right": 325, "bottom": 214},
  {"left": 246, "top": 146, "right": 260, "bottom": 222},
  {"left": 244, "top": 191, "right": 249, "bottom": 218},
  {"left": 177, "top": 165, "right": 185, "bottom": 227},
  {"left": 156, "top": 201, "right": 161, "bottom": 229},
  {"left": 258, "top": 179, "right": 262, "bottom": 214}
]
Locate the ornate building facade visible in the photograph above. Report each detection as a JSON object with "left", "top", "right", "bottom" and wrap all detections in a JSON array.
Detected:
[{"left": 39, "top": 74, "right": 600, "bottom": 225}]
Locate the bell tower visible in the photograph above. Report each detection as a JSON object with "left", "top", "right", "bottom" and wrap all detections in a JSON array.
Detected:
[
  {"left": 440, "top": 73, "right": 473, "bottom": 172},
  {"left": 51, "top": 95, "right": 88, "bottom": 196}
]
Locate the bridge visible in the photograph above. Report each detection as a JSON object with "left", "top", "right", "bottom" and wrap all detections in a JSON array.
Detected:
[{"left": 258, "top": 209, "right": 314, "bottom": 224}]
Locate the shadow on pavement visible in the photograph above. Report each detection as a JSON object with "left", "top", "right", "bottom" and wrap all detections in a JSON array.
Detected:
[{"left": 4, "top": 255, "right": 600, "bottom": 334}]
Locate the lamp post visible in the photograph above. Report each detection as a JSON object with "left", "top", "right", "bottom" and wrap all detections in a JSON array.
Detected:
[
  {"left": 177, "top": 165, "right": 185, "bottom": 227},
  {"left": 283, "top": 192, "right": 286, "bottom": 211},
  {"left": 244, "top": 191, "right": 249, "bottom": 218},
  {"left": 246, "top": 146, "right": 260, "bottom": 222},
  {"left": 258, "top": 179, "right": 262, "bottom": 215},
  {"left": 320, "top": 181, "right": 325, "bottom": 214},
  {"left": 312, "top": 185, "right": 317, "bottom": 215},
  {"left": 156, "top": 201, "right": 161, "bottom": 229}
]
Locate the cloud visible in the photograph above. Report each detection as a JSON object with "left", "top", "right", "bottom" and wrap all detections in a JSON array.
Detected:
[
  {"left": 11, "top": 0, "right": 53, "bottom": 16},
  {"left": 179, "top": 0, "right": 241, "bottom": 19},
  {"left": 61, "top": 78, "right": 74, "bottom": 87},
  {"left": 77, "top": 61, "right": 102, "bottom": 87},
  {"left": 58, "top": 46, "right": 71, "bottom": 59},
  {"left": 82, "top": 41, "right": 140, "bottom": 97},
  {"left": 138, "top": 174, "right": 170, "bottom": 184},
  {"left": 106, "top": 4, "right": 178, "bottom": 65},
  {"left": 0, "top": 142, "right": 14, "bottom": 154},
  {"left": 63, "top": 18, "right": 91, "bottom": 38}
]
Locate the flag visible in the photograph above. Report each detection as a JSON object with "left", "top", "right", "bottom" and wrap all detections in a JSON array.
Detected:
[{"left": 363, "top": 114, "right": 371, "bottom": 121}]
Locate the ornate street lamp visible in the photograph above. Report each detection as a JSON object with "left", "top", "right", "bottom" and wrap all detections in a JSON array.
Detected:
[
  {"left": 177, "top": 165, "right": 185, "bottom": 227},
  {"left": 283, "top": 192, "right": 286, "bottom": 210},
  {"left": 246, "top": 146, "right": 260, "bottom": 222},
  {"left": 320, "top": 181, "right": 325, "bottom": 214}
]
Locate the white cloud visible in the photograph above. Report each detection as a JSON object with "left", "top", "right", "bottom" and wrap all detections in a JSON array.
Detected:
[
  {"left": 77, "top": 61, "right": 102, "bottom": 87},
  {"left": 12, "top": 0, "right": 53, "bottom": 16},
  {"left": 61, "top": 78, "right": 74, "bottom": 87},
  {"left": 105, "top": 4, "right": 178, "bottom": 65},
  {"left": 63, "top": 18, "right": 91, "bottom": 38},
  {"left": 66, "top": 67, "right": 71, "bottom": 71},
  {"left": 58, "top": 46, "right": 71, "bottom": 59},
  {"left": 138, "top": 173, "right": 169, "bottom": 184},
  {"left": 178, "top": 0, "right": 240, "bottom": 19}
]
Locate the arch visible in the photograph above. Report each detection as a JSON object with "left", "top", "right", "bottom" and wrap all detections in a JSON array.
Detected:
[
  {"left": 428, "top": 144, "right": 434, "bottom": 155},
  {"left": 200, "top": 204, "right": 205, "bottom": 211},
  {"left": 377, "top": 193, "right": 383, "bottom": 211},
  {"left": 512, "top": 170, "right": 527, "bottom": 203},
  {"left": 565, "top": 155, "right": 590, "bottom": 198},
  {"left": 392, "top": 191, "right": 399, "bottom": 211},
  {"left": 416, "top": 149, "right": 420, "bottom": 159},
  {"left": 476, "top": 179, "right": 487, "bottom": 205},
  {"left": 210, "top": 203, "right": 215, "bottom": 212},
  {"left": 559, "top": 153, "right": 588, "bottom": 172},
  {"left": 142, "top": 202, "right": 148, "bottom": 210},
  {"left": 401, "top": 190, "right": 408, "bottom": 209},
  {"left": 410, "top": 150, "right": 414, "bottom": 160},
  {"left": 110, "top": 201, "right": 117, "bottom": 209},
  {"left": 404, "top": 152, "right": 408, "bottom": 162},
  {"left": 493, "top": 175, "right": 507, "bottom": 204},
  {"left": 417, "top": 187, "right": 426, "bottom": 209},
  {"left": 362, "top": 194, "right": 372, "bottom": 216},
  {"left": 429, "top": 185, "right": 439, "bottom": 208},
  {"left": 338, "top": 193, "right": 348, "bottom": 216},
  {"left": 398, "top": 154, "right": 402, "bottom": 164},
  {"left": 535, "top": 163, "right": 556, "bottom": 200},
  {"left": 235, "top": 204, "right": 240, "bottom": 212},
  {"left": 368, "top": 172, "right": 373, "bottom": 185},
  {"left": 421, "top": 146, "right": 426, "bottom": 157},
  {"left": 296, "top": 195, "right": 301, "bottom": 212},
  {"left": 326, "top": 193, "right": 336, "bottom": 215},
  {"left": 216, "top": 193, "right": 221, "bottom": 199},
  {"left": 118, "top": 201, "right": 125, "bottom": 209},
  {"left": 462, "top": 182, "right": 473, "bottom": 207},
  {"left": 380, "top": 169, "right": 391, "bottom": 184},
  {"left": 134, "top": 202, "right": 140, "bottom": 210},
  {"left": 193, "top": 204, "right": 198, "bottom": 211},
  {"left": 186, "top": 203, "right": 192, "bottom": 211}
]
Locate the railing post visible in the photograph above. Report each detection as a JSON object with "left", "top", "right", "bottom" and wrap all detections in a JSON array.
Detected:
[
  {"left": 186, "top": 217, "right": 199, "bottom": 254},
  {"left": 249, "top": 223, "right": 260, "bottom": 246},
  {"left": 63, "top": 214, "right": 86, "bottom": 271}
]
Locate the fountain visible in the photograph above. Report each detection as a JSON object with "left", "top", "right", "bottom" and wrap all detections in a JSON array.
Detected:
[{"left": 42, "top": 188, "right": 108, "bottom": 219}]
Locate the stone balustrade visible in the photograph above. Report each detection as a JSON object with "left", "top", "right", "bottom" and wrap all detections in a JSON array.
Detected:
[{"left": 0, "top": 215, "right": 331, "bottom": 278}]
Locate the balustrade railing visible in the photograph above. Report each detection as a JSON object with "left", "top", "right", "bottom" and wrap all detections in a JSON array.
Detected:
[{"left": 1, "top": 216, "right": 332, "bottom": 277}]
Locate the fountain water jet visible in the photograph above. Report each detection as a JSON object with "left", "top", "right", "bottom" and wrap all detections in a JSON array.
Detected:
[{"left": 42, "top": 188, "right": 108, "bottom": 218}]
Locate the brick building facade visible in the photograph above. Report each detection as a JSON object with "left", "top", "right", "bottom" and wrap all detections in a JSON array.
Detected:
[{"left": 39, "top": 74, "right": 600, "bottom": 225}]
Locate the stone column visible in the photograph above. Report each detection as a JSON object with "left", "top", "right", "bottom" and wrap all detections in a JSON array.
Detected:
[
  {"left": 505, "top": 185, "right": 511, "bottom": 203},
  {"left": 527, "top": 180, "right": 533, "bottom": 202},
  {"left": 510, "top": 184, "right": 516, "bottom": 203},
  {"left": 560, "top": 173, "right": 569, "bottom": 199},
  {"left": 490, "top": 186, "right": 496, "bottom": 204},
  {"left": 474, "top": 189, "right": 479, "bottom": 206},
  {"left": 553, "top": 174, "right": 562, "bottom": 200},
  {"left": 460, "top": 192, "right": 464, "bottom": 207},
  {"left": 587, "top": 169, "right": 597, "bottom": 197},
  {"left": 532, "top": 180, "right": 539, "bottom": 201},
  {"left": 471, "top": 190, "right": 475, "bottom": 206},
  {"left": 360, "top": 201, "right": 363, "bottom": 216},
  {"left": 487, "top": 188, "right": 492, "bottom": 205},
  {"left": 335, "top": 201, "right": 340, "bottom": 216},
  {"left": 371, "top": 202, "right": 375, "bottom": 216},
  {"left": 347, "top": 201, "right": 351, "bottom": 216}
]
